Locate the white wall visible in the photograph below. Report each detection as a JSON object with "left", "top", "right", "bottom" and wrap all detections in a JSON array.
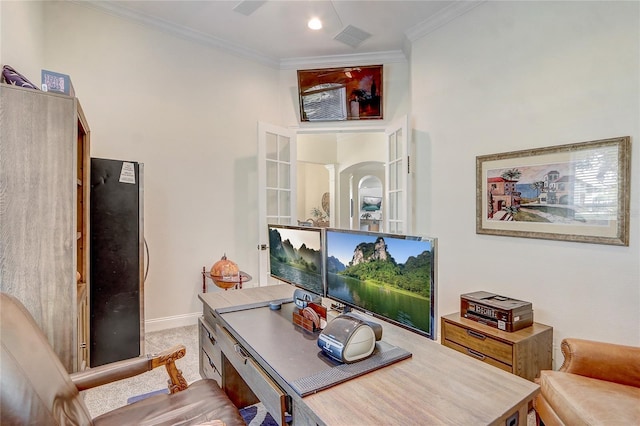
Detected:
[
  {"left": 3, "top": 1, "right": 638, "bottom": 358},
  {"left": 32, "top": 1, "right": 280, "bottom": 328},
  {"left": 297, "top": 162, "right": 329, "bottom": 221},
  {"left": 0, "top": 1, "right": 44, "bottom": 82},
  {"left": 411, "top": 0, "right": 640, "bottom": 364},
  {"left": 297, "top": 133, "right": 338, "bottom": 164}
]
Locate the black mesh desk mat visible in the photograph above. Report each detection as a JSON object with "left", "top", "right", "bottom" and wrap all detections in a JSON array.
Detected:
[{"left": 217, "top": 301, "right": 412, "bottom": 397}]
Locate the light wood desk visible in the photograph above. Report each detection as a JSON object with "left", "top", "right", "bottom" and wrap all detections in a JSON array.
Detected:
[{"left": 199, "top": 285, "right": 539, "bottom": 425}]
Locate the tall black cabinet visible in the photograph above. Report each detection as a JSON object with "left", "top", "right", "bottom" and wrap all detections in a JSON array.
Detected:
[{"left": 90, "top": 158, "right": 144, "bottom": 367}]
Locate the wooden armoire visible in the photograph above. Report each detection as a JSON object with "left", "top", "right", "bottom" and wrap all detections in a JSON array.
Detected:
[{"left": 0, "top": 83, "right": 90, "bottom": 372}]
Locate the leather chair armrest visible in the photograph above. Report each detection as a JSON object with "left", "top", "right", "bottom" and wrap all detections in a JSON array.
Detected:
[
  {"left": 70, "top": 345, "right": 188, "bottom": 393},
  {"left": 533, "top": 393, "right": 563, "bottom": 426},
  {"left": 559, "top": 338, "right": 640, "bottom": 387}
]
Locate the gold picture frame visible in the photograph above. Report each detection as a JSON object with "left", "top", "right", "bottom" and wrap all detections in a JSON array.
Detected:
[{"left": 476, "top": 136, "right": 631, "bottom": 246}]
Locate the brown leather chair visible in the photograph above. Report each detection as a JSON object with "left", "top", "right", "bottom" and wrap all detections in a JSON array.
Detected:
[
  {"left": 533, "top": 338, "right": 640, "bottom": 426},
  {"left": 0, "top": 292, "right": 246, "bottom": 426}
]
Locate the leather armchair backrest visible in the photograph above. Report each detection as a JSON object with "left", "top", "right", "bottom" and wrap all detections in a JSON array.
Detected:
[
  {"left": 560, "top": 338, "right": 640, "bottom": 388},
  {"left": 1, "top": 293, "right": 94, "bottom": 425}
]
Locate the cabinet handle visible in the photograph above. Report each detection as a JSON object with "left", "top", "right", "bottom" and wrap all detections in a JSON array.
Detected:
[
  {"left": 467, "top": 348, "right": 486, "bottom": 360},
  {"left": 205, "top": 330, "right": 216, "bottom": 346},
  {"left": 233, "top": 343, "right": 250, "bottom": 365},
  {"left": 467, "top": 329, "right": 486, "bottom": 340}
]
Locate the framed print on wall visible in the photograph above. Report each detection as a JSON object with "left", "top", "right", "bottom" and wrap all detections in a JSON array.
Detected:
[
  {"left": 476, "top": 136, "right": 631, "bottom": 246},
  {"left": 297, "top": 65, "right": 382, "bottom": 122}
]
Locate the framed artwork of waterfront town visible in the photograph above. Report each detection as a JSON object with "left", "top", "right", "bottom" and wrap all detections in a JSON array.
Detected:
[{"left": 476, "top": 137, "right": 631, "bottom": 246}]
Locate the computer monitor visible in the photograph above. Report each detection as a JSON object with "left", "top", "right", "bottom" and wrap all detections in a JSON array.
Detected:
[
  {"left": 268, "top": 224, "right": 325, "bottom": 297},
  {"left": 325, "top": 228, "right": 437, "bottom": 339}
]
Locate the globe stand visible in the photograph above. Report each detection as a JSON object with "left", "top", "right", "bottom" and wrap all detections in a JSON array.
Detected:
[{"left": 202, "top": 266, "right": 252, "bottom": 292}]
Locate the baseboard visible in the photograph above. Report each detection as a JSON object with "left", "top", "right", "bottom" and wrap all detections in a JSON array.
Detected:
[{"left": 145, "top": 312, "right": 201, "bottom": 333}]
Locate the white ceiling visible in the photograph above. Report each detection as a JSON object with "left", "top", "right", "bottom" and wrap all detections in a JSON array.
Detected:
[{"left": 85, "top": 0, "right": 483, "bottom": 68}]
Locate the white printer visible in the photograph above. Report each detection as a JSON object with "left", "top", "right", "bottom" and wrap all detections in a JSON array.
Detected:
[{"left": 317, "top": 312, "right": 382, "bottom": 363}]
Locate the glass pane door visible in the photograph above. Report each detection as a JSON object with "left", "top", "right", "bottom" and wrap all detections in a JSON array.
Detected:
[
  {"left": 258, "top": 122, "right": 296, "bottom": 285},
  {"left": 385, "top": 116, "right": 410, "bottom": 234}
]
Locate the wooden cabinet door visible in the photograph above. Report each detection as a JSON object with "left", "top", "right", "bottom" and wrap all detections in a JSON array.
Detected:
[{"left": 0, "top": 84, "right": 78, "bottom": 371}]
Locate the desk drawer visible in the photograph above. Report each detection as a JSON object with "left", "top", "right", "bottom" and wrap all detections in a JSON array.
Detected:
[
  {"left": 442, "top": 320, "right": 513, "bottom": 366},
  {"left": 217, "top": 325, "right": 287, "bottom": 426},
  {"left": 200, "top": 317, "right": 222, "bottom": 367},
  {"left": 443, "top": 339, "right": 512, "bottom": 373},
  {"left": 203, "top": 306, "right": 219, "bottom": 329},
  {"left": 201, "top": 346, "right": 223, "bottom": 385},
  {"left": 199, "top": 318, "right": 222, "bottom": 385}
]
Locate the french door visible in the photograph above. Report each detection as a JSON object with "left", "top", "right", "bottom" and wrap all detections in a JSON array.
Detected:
[
  {"left": 257, "top": 122, "right": 296, "bottom": 285},
  {"left": 257, "top": 116, "right": 411, "bottom": 285},
  {"left": 385, "top": 115, "right": 410, "bottom": 234}
]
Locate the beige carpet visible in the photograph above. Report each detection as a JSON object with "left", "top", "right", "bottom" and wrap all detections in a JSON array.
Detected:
[
  {"left": 83, "top": 324, "right": 537, "bottom": 425},
  {"left": 83, "top": 324, "right": 201, "bottom": 417}
]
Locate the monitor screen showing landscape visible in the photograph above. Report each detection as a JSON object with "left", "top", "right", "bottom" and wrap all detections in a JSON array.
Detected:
[
  {"left": 268, "top": 224, "right": 324, "bottom": 297},
  {"left": 325, "top": 228, "right": 437, "bottom": 339}
]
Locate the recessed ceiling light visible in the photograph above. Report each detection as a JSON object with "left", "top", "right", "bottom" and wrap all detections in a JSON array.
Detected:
[{"left": 308, "top": 18, "right": 322, "bottom": 30}]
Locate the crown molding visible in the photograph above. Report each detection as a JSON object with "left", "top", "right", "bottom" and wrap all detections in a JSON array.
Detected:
[
  {"left": 279, "top": 50, "right": 407, "bottom": 71},
  {"left": 405, "top": 0, "right": 486, "bottom": 42},
  {"left": 75, "top": 1, "right": 465, "bottom": 71},
  {"left": 77, "top": 1, "right": 281, "bottom": 68}
]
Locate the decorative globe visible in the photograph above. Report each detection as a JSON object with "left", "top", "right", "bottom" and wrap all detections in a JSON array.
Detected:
[{"left": 210, "top": 254, "right": 240, "bottom": 289}]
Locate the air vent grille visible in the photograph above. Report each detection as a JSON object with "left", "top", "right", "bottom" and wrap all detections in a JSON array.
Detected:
[
  {"left": 334, "top": 25, "right": 371, "bottom": 48},
  {"left": 232, "top": 1, "right": 266, "bottom": 16}
]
